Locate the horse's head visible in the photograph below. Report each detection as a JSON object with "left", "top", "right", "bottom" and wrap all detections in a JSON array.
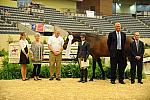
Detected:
[{"left": 63, "top": 32, "right": 81, "bottom": 49}]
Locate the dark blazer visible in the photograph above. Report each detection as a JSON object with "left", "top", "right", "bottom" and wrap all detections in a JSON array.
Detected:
[
  {"left": 77, "top": 41, "right": 90, "bottom": 60},
  {"left": 130, "top": 40, "right": 144, "bottom": 61},
  {"left": 107, "top": 31, "right": 126, "bottom": 57}
]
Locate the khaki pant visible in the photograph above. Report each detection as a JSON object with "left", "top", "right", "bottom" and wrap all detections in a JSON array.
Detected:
[{"left": 49, "top": 52, "right": 62, "bottom": 78}]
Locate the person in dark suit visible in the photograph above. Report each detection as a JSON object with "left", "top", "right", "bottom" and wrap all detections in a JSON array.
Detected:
[
  {"left": 77, "top": 33, "right": 90, "bottom": 83},
  {"left": 130, "top": 32, "right": 144, "bottom": 84},
  {"left": 107, "top": 22, "right": 126, "bottom": 84}
]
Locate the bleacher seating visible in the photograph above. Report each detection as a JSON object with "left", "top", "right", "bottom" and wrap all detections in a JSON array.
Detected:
[
  {"left": 0, "top": 5, "right": 150, "bottom": 37},
  {"left": 137, "top": 16, "right": 150, "bottom": 27},
  {"left": 0, "top": 19, "right": 22, "bottom": 34},
  {"left": 77, "top": 16, "right": 128, "bottom": 34},
  {"left": 44, "top": 7, "right": 96, "bottom": 33},
  {"left": 0, "top": 6, "right": 96, "bottom": 34},
  {"left": 104, "top": 14, "right": 150, "bottom": 37}
]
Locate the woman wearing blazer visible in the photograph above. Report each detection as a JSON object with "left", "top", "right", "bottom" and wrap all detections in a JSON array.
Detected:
[{"left": 77, "top": 33, "right": 90, "bottom": 83}]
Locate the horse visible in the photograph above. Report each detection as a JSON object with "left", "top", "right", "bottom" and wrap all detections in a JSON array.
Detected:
[{"left": 63, "top": 32, "right": 133, "bottom": 81}]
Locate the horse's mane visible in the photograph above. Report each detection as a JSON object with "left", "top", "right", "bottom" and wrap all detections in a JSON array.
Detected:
[
  {"left": 71, "top": 32, "right": 107, "bottom": 38},
  {"left": 86, "top": 33, "right": 107, "bottom": 38}
]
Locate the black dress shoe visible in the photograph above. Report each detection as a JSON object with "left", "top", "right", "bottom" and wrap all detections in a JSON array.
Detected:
[
  {"left": 89, "top": 78, "right": 93, "bottom": 81},
  {"left": 119, "top": 80, "right": 125, "bottom": 84},
  {"left": 119, "top": 81, "right": 125, "bottom": 84},
  {"left": 111, "top": 81, "right": 116, "bottom": 84},
  {"left": 78, "top": 80, "right": 83, "bottom": 82},
  {"left": 138, "top": 81, "right": 143, "bottom": 84},
  {"left": 49, "top": 78, "right": 53, "bottom": 80},
  {"left": 131, "top": 81, "right": 135, "bottom": 84},
  {"left": 56, "top": 78, "right": 61, "bottom": 81}
]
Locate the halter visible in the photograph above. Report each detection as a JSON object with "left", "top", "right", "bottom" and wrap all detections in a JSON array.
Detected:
[{"left": 65, "top": 35, "right": 73, "bottom": 57}]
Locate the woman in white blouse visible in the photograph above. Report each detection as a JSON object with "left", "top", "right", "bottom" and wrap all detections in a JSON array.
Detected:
[{"left": 19, "top": 32, "right": 29, "bottom": 81}]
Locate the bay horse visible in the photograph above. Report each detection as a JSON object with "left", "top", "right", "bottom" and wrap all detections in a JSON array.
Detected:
[{"left": 63, "top": 32, "right": 133, "bottom": 81}]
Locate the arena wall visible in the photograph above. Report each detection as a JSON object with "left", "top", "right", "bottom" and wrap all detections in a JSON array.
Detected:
[
  {"left": 34, "top": 0, "right": 76, "bottom": 12},
  {"left": 0, "top": 0, "right": 76, "bottom": 13},
  {"left": 77, "top": 0, "right": 112, "bottom": 16},
  {"left": 0, "top": 0, "right": 17, "bottom": 7}
]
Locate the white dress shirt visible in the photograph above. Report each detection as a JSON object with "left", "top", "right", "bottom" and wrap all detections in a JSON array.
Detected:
[
  {"left": 116, "top": 31, "right": 121, "bottom": 50},
  {"left": 81, "top": 41, "right": 85, "bottom": 45},
  {"left": 135, "top": 40, "right": 139, "bottom": 52},
  {"left": 19, "top": 39, "right": 29, "bottom": 52},
  {"left": 48, "top": 35, "right": 64, "bottom": 51}
]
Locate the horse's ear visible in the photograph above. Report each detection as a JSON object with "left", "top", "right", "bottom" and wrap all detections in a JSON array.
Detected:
[{"left": 68, "top": 31, "right": 72, "bottom": 35}]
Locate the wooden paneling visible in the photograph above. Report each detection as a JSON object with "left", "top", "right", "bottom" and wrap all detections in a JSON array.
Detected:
[
  {"left": 77, "top": 0, "right": 112, "bottom": 16},
  {"left": 77, "top": 0, "right": 100, "bottom": 13},
  {"left": 100, "top": 0, "right": 112, "bottom": 16}
]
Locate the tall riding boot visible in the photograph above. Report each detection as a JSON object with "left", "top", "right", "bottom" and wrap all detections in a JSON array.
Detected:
[
  {"left": 84, "top": 68, "right": 88, "bottom": 82},
  {"left": 79, "top": 69, "right": 83, "bottom": 82}
]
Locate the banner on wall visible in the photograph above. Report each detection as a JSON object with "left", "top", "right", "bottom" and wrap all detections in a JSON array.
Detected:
[
  {"left": 36, "top": 23, "right": 44, "bottom": 32},
  {"left": 44, "top": 24, "right": 54, "bottom": 32},
  {"left": 32, "top": 24, "right": 36, "bottom": 31},
  {"left": 17, "top": 0, "right": 32, "bottom": 8},
  {"left": 9, "top": 43, "right": 20, "bottom": 63}
]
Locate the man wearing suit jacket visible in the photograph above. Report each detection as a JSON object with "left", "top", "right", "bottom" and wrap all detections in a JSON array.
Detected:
[
  {"left": 77, "top": 33, "right": 90, "bottom": 83},
  {"left": 107, "top": 22, "right": 126, "bottom": 84},
  {"left": 130, "top": 32, "right": 144, "bottom": 84}
]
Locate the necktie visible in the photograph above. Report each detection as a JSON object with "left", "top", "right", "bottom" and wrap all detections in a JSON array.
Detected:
[
  {"left": 136, "top": 41, "right": 138, "bottom": 52},
  {"left": 117, "top": 32, "right": 121, "bottom": 50}
]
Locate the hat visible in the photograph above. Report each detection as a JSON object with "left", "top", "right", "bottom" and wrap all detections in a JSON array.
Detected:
[{"left": 80, "top": 33, "right": 86, "bottom": 37}]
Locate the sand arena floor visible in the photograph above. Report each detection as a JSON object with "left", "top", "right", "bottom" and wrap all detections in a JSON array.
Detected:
[{"left": 0, "top": 76, "right": 150, "bottom": 100}]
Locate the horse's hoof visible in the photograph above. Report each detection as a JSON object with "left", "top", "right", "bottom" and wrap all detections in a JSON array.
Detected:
[{"left": 89, "top": 78, "right": 93, "bottom": 81}]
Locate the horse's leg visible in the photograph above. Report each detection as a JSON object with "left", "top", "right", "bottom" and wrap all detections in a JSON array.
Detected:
[
  {"left": 97, "top": 58, "right": 105, "bottom": 80},
  {"left": 89, "top": 57, "right": 96, "bottom": 81}
]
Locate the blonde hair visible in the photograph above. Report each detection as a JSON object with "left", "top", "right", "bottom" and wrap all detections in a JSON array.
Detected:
[{"left": 34, "top": 33, "right": 41, "bottom": 37}]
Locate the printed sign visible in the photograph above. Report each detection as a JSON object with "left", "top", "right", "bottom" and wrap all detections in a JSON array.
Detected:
[
  {"left": 9, "top": 43, "right": 20, "bottom": 63},
  {"left": 86, "top": 10, "right": 95, "bottom": 17},
  {"left": 36, "top": 23, "right": 44, "bottom": 32},
  {"left": 44, "top": 24, "right": 54, "bottom": 32}
]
